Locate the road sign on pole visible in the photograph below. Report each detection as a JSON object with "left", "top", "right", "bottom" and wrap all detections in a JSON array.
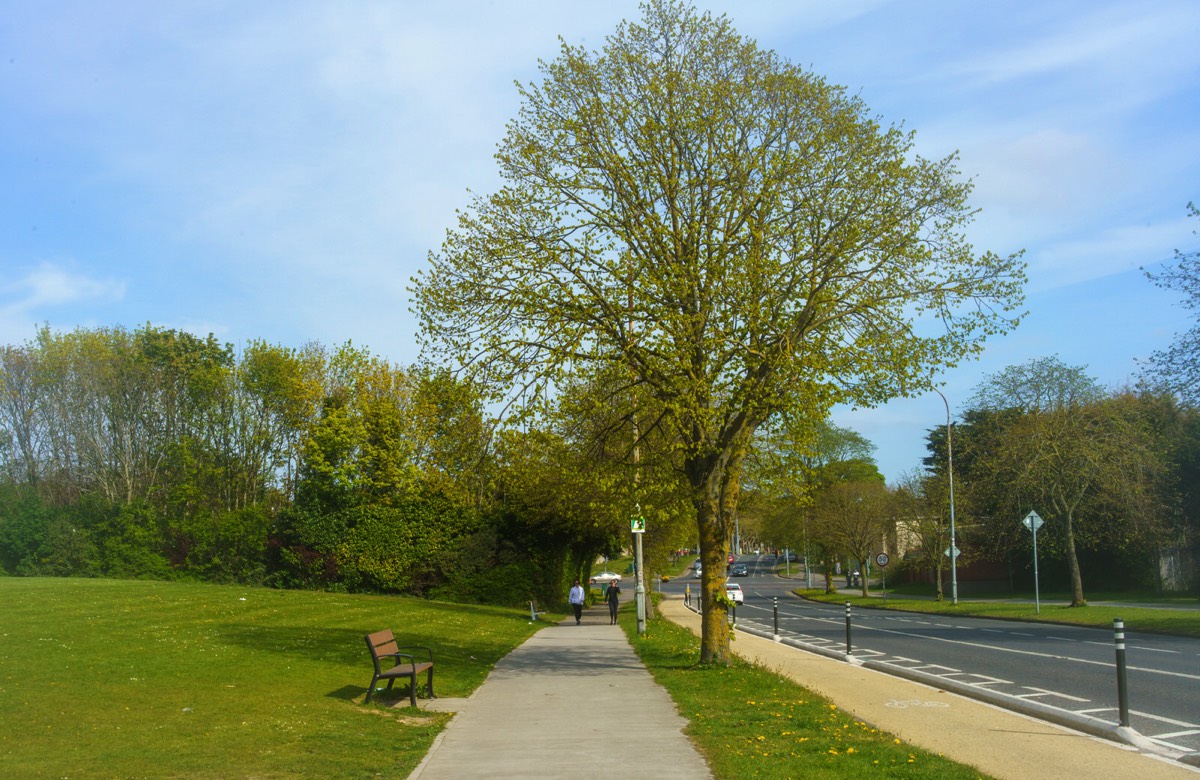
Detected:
[
  {"left": 1022, "top": 510, "right": 1043, "bottom": 614},
  {"left": 944, "top": 546, "right": 960, "bottom": 559},
  {"left": 631, "top": 516, "right": 646, "bottom": 533}
]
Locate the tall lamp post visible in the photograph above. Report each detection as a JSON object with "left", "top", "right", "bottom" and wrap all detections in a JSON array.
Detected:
[{"left": 933, "top": 388, "right": 958, "bottom": 606}]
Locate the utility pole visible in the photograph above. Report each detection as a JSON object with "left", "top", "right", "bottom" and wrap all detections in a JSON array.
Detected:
[{"left": 933, "top": 388, "right": 958, "bottom": 606}]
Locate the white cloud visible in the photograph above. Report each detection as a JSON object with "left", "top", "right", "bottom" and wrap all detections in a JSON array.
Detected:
[{"left": 0, "top": 263, "right": 126, "bottom": 344}]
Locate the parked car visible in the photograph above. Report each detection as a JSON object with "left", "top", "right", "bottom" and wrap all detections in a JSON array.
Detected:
[
  {"left": 692, "top": 567, "right": 702, "bottom": 578},
  {"left": 725, "top": 582, "right": 744, "bottom": 604},
  {"left": 589, "top": 571, "right": 622, "bottom": 586},
  {"left": 730, "top": 563, "right": 748, "bottom": 577}
]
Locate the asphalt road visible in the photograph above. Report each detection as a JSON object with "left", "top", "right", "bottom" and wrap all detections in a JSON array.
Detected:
[{"left": 660, "top": 553, "right": 1200, "bottom": 758}]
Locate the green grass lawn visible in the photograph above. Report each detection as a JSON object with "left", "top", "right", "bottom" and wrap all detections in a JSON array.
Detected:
[
  {"left": 799, "top": 589, "right": 1200, "bottom": 638},
  {"left": 624, "top": 604, "right": 993, "bottom": 779},
  {"left": 0, "top": 577, "right": 549, "bottom": 779}
]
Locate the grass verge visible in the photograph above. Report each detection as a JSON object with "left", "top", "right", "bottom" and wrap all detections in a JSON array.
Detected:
[
  {"left": 621, "top": 603, "right": 993, "bottom": 779},
  {"left": 799, "top": 589, "right": 1200, "bottom": 638},
  {"left": 0, "top": 577, "right": 549, "bottom": 779}
]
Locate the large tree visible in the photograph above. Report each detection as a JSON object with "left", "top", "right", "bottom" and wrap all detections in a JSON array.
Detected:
[
  {"left": 412, "top": 0, "right": 1024, "bottom": 662},
  {"left": 968, "top": 358, "right": 1164, "bottom": 606}
]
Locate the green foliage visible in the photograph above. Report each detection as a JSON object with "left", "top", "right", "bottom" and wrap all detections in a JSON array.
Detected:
[{"left": 960, "top": 358, "right": 1173, "bottom": 603}]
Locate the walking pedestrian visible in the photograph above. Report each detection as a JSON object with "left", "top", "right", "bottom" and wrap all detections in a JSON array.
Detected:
[
  {"left": 568, "top": 579, "right": 586, "bottom": 625},
  {"left": 604, "top": 580, "right": 621, "bottom": 624}
]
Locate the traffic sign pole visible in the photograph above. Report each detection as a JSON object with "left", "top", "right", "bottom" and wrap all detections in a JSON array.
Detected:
[
  {"left": 876, "top": 552, "right": 890, "bottom": 603},
  {"left": 1023, "top": 511, "right": 1043, "bottom": 614}
]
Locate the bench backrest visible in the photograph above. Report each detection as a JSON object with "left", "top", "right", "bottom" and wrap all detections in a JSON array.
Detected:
[{"left": 366, "top": 629, "right": 398, "bottom": 664}]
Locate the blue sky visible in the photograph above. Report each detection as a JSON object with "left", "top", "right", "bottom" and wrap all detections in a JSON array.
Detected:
[{"left": 2, "top": 1, "right": 1197, "bottom": 482}]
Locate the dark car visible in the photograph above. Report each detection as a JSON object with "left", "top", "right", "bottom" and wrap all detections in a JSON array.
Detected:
[{"left": 730, "top": 563, "right": 748, "bottom": 576}]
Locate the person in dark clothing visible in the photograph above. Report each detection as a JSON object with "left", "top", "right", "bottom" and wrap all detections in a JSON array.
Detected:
[{"left": 604, "top": 580, "right": 621, "bottom": 624}]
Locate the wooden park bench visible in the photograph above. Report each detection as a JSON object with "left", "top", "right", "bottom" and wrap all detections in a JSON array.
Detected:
[
  {"left": 363, "top": 629, "right": 435, "bottom": 706},
  {"left": 528, "top": 599, "right": 547, "bottom": 621}
]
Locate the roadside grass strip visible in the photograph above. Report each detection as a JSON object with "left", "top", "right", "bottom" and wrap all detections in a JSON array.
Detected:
[
  {"left": 0, "top": 577, "right": 543, "bottom": 779},
  {"left": 621, "top": 606, "right": 993, "bottom": 780}
]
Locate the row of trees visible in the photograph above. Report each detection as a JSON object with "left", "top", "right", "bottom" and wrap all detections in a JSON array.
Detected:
[
  {"left": 0, "top": 321, "right": 712, "bottom": 607},
  {"left": 0, "top": 326, "right": 542, "bottom": 600},
  {"left": 747, "top": 359, "right": 1200, "bottom": 606}
]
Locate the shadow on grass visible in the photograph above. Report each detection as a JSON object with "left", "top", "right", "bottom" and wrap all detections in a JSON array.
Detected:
[
  {"left": 326, "top": 684, "right": 366, "bottom": 702},
  {"left": 218, "top": 624, "right": 368, "bottom": 665}
]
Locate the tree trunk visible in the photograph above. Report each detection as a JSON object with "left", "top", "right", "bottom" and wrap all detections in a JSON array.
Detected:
[
  {"left": 695, "top": 478, "right": 732, "bottom": 665},
  {"left": 1064, "top": 509, "right": 1086, "bottom": 606}
]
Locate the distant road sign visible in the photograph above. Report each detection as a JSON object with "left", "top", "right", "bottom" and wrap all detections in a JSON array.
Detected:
[
  {"left": 630, "top": 516, "right": 646, "bottom": 533},
  {"left": 1023, "top": 510, "right": 1044, "bottom": 532},
  {"left": 876, "top": 552, "right": 890, "bottom": 568},
  {"left": 944, "top": 546, "right": 961, "bottom": 559}
]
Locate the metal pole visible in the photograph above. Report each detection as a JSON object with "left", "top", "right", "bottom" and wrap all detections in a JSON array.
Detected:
[
  {"left": 1114, "top": 618, "right": 1130, "bottom": 727},
  {"left": 1032, "top": 524, "right": 1041, "bottom": 615},
  {"left": 635, "top": 529, "right": 646, "bottom": 634},
  {"left": 844, "top": 601, "right": 853, "bottom": 656},
  {"left": 773, "top": 596, "right": 779, "bottom": 640},
  {"left": 933, "top": 388, "right": 958, "bottom": 606}
]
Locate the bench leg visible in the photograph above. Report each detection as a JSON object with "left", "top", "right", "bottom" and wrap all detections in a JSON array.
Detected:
[{"left": 365, "top": 674, "right": 380, "bottom": 704}]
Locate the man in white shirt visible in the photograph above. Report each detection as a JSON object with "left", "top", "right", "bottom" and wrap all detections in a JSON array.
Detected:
[{"left": 568, "top": 580, "right": 586, "bottom": 625}]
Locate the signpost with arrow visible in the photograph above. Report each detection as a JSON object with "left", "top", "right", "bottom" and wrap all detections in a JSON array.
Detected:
[{"left": 1022, "top": 510, "right": 1044, "bottom": 614}]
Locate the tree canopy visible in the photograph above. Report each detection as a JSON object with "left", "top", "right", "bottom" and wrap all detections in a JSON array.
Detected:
[{"left": 412, "top": 0, "right": 1025, "bottom": 662}]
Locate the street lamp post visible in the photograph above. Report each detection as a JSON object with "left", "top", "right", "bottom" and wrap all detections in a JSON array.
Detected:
[{"left": 933, "top": 388, "right": 958, "bottom": 606}]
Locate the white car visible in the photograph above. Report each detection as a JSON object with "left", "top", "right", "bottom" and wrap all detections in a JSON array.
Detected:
[
  {"left": 725, "top": 582, "right": 744, "bottom": 604},
  {"left": 589, "top": 571, "right": 622, "bottom": 586}
]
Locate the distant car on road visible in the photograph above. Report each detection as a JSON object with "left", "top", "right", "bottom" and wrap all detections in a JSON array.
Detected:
[
  {"left": 725, "top": 582, "right": 744, "bottom": 604},
  {"left": 730, "top": 563, "right": 748, "bottom": 577},
  {"left": 589, "top": 571, "right": 622, "bottom": 586},
  {"left": 692, "top": 567, "right": 702, "bottom": 578}
]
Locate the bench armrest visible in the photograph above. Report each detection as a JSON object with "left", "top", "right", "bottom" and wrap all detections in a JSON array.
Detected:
[{"left": 392, "top": 645, "right": 434, "bottom": 663}]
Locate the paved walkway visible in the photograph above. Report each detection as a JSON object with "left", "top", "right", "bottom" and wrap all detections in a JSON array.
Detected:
[{"left": 407, "top": 607, "right": 712, "bottom": 779}]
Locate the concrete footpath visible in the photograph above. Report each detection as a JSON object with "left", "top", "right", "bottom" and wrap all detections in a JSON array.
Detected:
[
  {"left": 407, "top": 596, "right": 1198, "bottom": 779},
  {"left": 407, "top": 606, "right": 712, "bottom": 779}
]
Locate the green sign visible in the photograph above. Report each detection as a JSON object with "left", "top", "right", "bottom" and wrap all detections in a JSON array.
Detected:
[{"left": 630, "top": 516, "right": 646, "bottom": 533}]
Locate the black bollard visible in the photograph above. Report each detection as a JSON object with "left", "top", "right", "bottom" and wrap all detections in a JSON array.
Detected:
[
  {"left": 845, "top": 601, "right": 853, "bottom": 656},
  {"left": 1114, "top": 618, "right": 1130, "bottom": 727}
]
